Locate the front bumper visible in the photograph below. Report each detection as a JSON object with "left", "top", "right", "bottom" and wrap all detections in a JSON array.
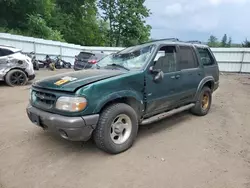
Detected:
[{"left": 26, "top": 105, "right": 99, "bottom": 141}]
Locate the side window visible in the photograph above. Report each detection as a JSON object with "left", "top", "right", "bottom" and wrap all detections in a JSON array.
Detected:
[
  {"left": 178, "top": 46, "right": 198, "bottom": 70},
  {"left": 153, "top": 46, "right": 177, "bottom": 73},
  {"left": 0, "top": 49, "right": 13, "bottom": 57},
  {"left": 0, "top": 49, "right": 4, "bottom": 57},
  {"left": 197, "top": 47, "right": 215, "bottom": 66}
]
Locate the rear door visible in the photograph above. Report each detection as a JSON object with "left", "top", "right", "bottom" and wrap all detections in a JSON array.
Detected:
[{"left": 177, "top": 45, "right": 204, "bottom": 103}]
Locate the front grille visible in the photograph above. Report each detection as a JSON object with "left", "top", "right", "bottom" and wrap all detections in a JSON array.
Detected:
[{"left": 32, "top": 90, "right": 56, "bottom": 109}]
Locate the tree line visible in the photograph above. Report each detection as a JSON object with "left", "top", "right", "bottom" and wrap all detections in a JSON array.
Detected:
[
  {"left": 207, "top": 34, "right": 250, "bottom": 47},
  {"left": 0, "top": 0, "right": 151, "bottom": 47},
  {"left": 1, "top": 1, "right": 249, "bottom": 48}
]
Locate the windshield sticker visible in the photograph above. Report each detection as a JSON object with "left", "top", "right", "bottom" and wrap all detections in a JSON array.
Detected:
[{"left": 54, "top": 76, "right": 77, "bottom": 86}]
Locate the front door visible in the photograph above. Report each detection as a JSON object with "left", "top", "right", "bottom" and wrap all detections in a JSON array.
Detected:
[{"left": 145, "top": 45, "right": 182, "bottom": 117}]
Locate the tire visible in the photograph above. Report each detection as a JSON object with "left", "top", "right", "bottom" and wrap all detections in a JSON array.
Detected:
[
  {"left": 5, "top": 69, "right": 28, "bottom": 87},
  {"left": 190, "top": 86, "right": 212, "bottom": 116},
  {"left": 93, "top": 103, "right": 138, "bottom": 154}
]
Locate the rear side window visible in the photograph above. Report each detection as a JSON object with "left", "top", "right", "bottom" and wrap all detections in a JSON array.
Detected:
[
  {"left": 178, "top": 46, "right": 198, "bottom": 70},
  {"left": 0, "top": 48, "right": 13, "bottom": 57},
  {"left": 197, "top": 47, "right": 215, "bottom": 66},
  {"left": 77, "top": 52, "right": 93, "bottom": 59}
]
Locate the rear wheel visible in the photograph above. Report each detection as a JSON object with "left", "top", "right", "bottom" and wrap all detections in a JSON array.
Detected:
[
  {"left": 93, "top": 103, "right": 138, "bottom": 154},
  {"left": 5, "top": 69, "right": 28, "bottom": 87},
  {"left": 191, "top": 86, "right": 212, "bottom": 116}
]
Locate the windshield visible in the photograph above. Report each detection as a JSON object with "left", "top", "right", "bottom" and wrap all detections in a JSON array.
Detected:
[{"left": 95, "top": 44, "right": 155, "bottom": 70}]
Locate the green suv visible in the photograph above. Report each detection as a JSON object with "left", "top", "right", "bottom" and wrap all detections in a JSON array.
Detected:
[{"left": 26, "top": 39, "right": 219, "bottom": 154}]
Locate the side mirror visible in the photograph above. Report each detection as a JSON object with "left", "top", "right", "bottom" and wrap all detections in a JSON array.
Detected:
[
  {"left": 154, "top": 71, "right": 164, "bottom": 83},
  {"left": 149, "top": 66, "right": 164, "bottom": 83}
]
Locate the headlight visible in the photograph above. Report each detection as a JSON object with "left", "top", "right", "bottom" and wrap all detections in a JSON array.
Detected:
[{"left": 55, "top": 96, "right": 87, "bottom": 112}]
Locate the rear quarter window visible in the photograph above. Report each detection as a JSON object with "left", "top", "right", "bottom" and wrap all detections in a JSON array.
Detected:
[{"left": 197, "top": 47, "right": 215, "bottom": 66}]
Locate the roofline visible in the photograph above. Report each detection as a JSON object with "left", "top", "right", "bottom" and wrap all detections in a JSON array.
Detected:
[
  {"left": 140, "top": 38, "right": 208, "bottom": 48},
  {"left": 0, "top": 45, "right": 21, "bottom": 52}
]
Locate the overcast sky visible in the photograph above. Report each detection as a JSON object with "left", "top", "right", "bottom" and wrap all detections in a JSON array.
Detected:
[{"left": 145, "top": 0, "right": 250, "bottom": 43}]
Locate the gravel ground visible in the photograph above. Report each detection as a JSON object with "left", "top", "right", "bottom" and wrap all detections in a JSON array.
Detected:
[{"left": 0, "top": 70, "right": 250, "bottom": 188}]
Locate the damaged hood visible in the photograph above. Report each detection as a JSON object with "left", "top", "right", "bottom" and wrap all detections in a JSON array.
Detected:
[{"left": 33, "top": 69, "right": 126, "bottom": 92}]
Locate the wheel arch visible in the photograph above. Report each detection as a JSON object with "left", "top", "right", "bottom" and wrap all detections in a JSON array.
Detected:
[
  {"left": 94, "top": 91, "right": 144, "bottom": 119},
  {"left": 4, "top": 67, "right": 28, "bottom": 80},
  {"left": 194, "top": 76, "right": 215, "bottom": 100}
]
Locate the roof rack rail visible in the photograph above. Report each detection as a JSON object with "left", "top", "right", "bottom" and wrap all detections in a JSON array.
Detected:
[
  {"left": 141, "top": 38, "right": 179, "bottom": 45},
  {"left": 186, "top": 40, "right": 202, "bottom": 44},
  {"left": 152, "top": 38, "right": 179, "bottom": 42}
]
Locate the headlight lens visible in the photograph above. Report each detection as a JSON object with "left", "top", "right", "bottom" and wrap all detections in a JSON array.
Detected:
[{"left": 55, "top": 96, "right": 87, "bottom": 112}]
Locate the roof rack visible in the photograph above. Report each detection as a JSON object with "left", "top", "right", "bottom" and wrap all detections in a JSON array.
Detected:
[
  {"left": 185, "top": 40, "right": 202, "bottom": 44},
  {"left": 141, "top": 38, "right": 179, "bottom": 45},
  {"left": 140, "top": 38, "right": 205, "bottom": 45},
  {"left": 152, "top": 38, "right": 179, "bottom": 42}
]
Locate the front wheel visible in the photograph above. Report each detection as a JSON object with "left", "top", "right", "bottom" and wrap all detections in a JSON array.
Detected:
[
  {"left": 93, "top": 103, "right": 138, "bottom": 154},
  {"left": 190, "top": 86, "right": 212, "bottom": 116}
]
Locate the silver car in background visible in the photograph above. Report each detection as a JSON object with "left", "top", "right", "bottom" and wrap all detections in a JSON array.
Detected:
[{"left": 0, "top": 45, "right": 35, "bottom": 86}]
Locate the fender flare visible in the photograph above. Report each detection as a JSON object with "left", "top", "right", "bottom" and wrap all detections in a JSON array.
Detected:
[
  {"left": 93, "top": 90, "right": 144, "bottom": 114},
  {"left": 194, "top": 76, "right": 215, "bottom": 100}
]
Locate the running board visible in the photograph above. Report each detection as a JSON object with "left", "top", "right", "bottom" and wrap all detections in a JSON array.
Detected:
[{"left": 141, "top": 103, "right": 195, "bottom": 125}]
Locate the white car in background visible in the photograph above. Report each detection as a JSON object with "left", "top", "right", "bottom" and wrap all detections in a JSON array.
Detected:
[{"left": 0, "top": 45, "right": 35, "bottom": 86}]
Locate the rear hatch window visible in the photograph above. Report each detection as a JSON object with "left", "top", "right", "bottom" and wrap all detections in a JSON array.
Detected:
[{"left": 77, "top": 52, "right": 93, "bottom": 60}]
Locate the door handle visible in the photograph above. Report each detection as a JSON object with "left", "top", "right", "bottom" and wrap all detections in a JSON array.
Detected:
[
  {"left": 175, "top": 75, "right": 180, "bottom": 79},
  {"left": 171, "top": 75, "right": 181, "bottom": 79}
]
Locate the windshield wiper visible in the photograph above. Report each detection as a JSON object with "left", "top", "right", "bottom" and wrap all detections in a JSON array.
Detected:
[{"left": 107, "top": 63, "right": 130, "bottom": 71}]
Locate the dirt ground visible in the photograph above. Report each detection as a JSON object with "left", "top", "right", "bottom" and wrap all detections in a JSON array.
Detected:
[{"left": 0, "top": 70, "right": 250, "bottom": 188}]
